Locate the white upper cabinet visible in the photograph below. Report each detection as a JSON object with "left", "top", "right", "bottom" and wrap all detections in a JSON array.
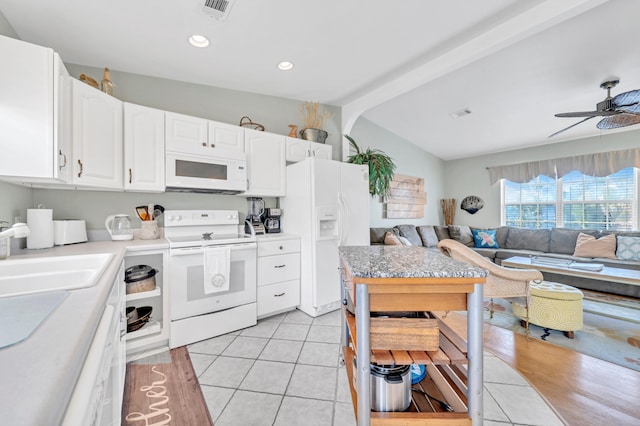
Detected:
[
  {"left": 244, "top": 129, "right": 286, "bottom": 197},
  {"left": 285, "top": 137, "right": 332, "bottom": 162},
  {"left": 72, "top": 79, "right": 123, "bottom": 189},
  {"left": 0, "top": 35, "right": 71, "bottom": 181},
  {"left": 123, "top": 103, "right": 165, "bottom": 192},
  {"left": 165, "top": 111, "right": 243, "bottom": 156},
  {"left": 208, "top": 120, "right": 244, "bottom": 153}
]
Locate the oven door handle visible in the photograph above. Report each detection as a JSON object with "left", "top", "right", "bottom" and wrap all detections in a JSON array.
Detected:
[{"left": 169, "top": 242, "right": 257, "bottom": 256}]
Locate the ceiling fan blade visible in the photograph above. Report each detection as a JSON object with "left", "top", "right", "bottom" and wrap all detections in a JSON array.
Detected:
[
  {"left": 612, "top": 89, "right": 640, "bottom": 113},
  {"left": 548, "top": 116, "right": 595, "bottom": 138},
  {"left": 554, "top": 110, "right": 620, "bottom": 118},
  {"left": 596, "top": 113, "right": 640, "bottom": 129}
]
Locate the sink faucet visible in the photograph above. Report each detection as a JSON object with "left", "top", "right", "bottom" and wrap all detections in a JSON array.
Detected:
[{"left": 0, "top": 223, "right": 30, "bottom": 259}]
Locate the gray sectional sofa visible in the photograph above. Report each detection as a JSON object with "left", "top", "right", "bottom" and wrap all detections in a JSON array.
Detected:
[{"left": 370, "top": 224, "right": 640, "bottom": 298}]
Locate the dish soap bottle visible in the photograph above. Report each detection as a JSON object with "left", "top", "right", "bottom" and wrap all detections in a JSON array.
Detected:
[{"left": 100, "top": 67, "right": 114, "bottom": 96}]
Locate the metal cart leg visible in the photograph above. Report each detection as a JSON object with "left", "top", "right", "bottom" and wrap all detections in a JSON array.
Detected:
[
  {"left": 355, "top": 283, "right": 371, "bottom": 426},
  {"left": 467, "top": 283, "right": 484, "bottom": 425}
]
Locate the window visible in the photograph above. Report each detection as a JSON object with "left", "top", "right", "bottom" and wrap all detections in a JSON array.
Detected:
[{"left": 502, "top": 167, "right": 638, "bottom": 230}]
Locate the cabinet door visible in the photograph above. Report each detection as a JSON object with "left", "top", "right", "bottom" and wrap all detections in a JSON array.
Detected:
[
  {"left": 208, "top": 120, "right": 244, "bottom": 153},
  {"left": 311, "top": 142, "right": 332, "bottom": 160},
  {"left": 0, "top": 35, "right": 55, "bottom": 178},
  {"left": 124, "top": 103, "right": 165, "bottom": 192},
  {"left": 244, "top": 129, "right": 286, "bottom": 196},
  {"left": 72, "top": 79, "right": 123, "bottom": 188},
  {"left": 285, "top": 137, "right": 309, "bottom": 162},
  {"left": 165, "top": 111, "right": 208, "bottom": 155},
  {"left": 54, "top": 53, "right": 72, "bottom": 182}
]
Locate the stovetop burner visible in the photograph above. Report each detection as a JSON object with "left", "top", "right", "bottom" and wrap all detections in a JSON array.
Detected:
[{"left": 164, "top": 209, "right": 256, "bottom": 248}]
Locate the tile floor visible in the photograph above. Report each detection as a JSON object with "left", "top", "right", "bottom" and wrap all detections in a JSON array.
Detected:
[{"left": 188, "top": 309, "right": 564, "bottom": 426}]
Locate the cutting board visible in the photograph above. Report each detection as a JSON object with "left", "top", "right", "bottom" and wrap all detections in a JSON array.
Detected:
[{"left": 0, "top": 291, "right": 69, "bottom": 349}]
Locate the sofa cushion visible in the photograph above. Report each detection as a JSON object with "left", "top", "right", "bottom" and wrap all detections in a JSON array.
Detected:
[
  {"left": 395, "top": 225, "right": 422, "bottom": 246},
  {"left": 370, "top": 227, "right": 398, "bottom": 245},
  {"left": 616, "top": 236, "right": 640, "bottom": 261},
  {"left": 416, "top": 226, "right": 439, "bottom": 247},
  {"left": 495, "top": 226, "right": 510, "bottom": 248},
  {"left": 434, "top": 226, "right": 450, "bottom": 241},
  {"left": 472, "top": 229, "right": 499, "bottom": 248},
  {"left": 505, "top": 228, "right": 550, "bottom": 252},
  {"left": 550, "top": 228, "right": 581, "bottom": 254},
  {"left": 384, "top": 231, "right": 403, "bottom": 245},
  {"left": 573, "top": 233, "right": 616, "bottom": 259},
  {"left": 448, "top": 225, "right": 474, "bottom": 247}
]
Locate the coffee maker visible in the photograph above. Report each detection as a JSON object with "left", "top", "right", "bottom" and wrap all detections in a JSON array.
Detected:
[
  {"left": 245, "top": 197, "right": 265, "bottom": 235},
  {"left": 263, "top": 208, "right": 282, "bottom": 233}
]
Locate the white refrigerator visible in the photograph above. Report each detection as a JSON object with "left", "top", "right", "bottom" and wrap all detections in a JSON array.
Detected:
[{"left": 280, "top": 157, "right": 370, "bottom": 317}]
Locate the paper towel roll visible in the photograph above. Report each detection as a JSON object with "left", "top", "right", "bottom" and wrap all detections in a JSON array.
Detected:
[{"left": 27, "top": 208, "right": 54, "bottom": 249}]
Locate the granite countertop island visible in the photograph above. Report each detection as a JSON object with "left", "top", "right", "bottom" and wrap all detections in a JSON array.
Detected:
[
  {"left": 339, "top": 245, "right": 488, "bottom": 280},
  {"left": 338, "top": 245, "right": 488, "bottom": 425}
]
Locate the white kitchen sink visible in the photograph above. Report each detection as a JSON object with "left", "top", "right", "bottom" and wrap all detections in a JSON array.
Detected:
[{"left": 0, "top": 253, "right": 114, "bottom": 298}]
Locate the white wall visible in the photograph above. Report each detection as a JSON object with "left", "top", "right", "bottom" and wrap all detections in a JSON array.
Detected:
[
  {"left": 349, "top": 117, "right": 445, "bottom": 227},
  {"left": 444, "top": 129, "right": 640, "bottom": 228}
]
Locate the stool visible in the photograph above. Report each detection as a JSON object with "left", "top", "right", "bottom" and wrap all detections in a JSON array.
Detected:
[{"left": 512, "top": 281, "right": 583, "bottom": 339}]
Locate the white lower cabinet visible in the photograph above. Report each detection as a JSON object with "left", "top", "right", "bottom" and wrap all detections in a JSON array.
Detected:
[
  {"left": 123, "top": 249, "right": 169, "bottom": 358},
  {"left": 257, "top": 236, "right": 301, "bottom": 318}
]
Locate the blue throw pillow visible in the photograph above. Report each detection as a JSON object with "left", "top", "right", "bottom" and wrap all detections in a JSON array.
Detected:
[{"left": 472, "top": 229, "right": 499, "bottom": 248}]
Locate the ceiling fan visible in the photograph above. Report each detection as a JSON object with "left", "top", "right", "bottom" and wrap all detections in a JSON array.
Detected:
[{"left": 549, "top": 79, "right": 640, "bottom": 138}]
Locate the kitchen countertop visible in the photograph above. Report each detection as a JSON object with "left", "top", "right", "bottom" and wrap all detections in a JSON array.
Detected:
[
  {"left": 338, "top": 245, "right": 488, "bottom": 279},
  {"left": 0, "top": 237, "right": 168, "bottom": 426}
]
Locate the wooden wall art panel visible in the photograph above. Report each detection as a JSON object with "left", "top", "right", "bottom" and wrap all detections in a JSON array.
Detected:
[{"left": 383, "top": 174, "right": 427, "bottom": 218}]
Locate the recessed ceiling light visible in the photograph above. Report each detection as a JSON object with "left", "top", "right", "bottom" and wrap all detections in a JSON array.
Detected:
[
  {"left": 278, "top": 61, "right": 294, "bottom": 71},
  {"left": 189, "top": 35, "right": 210, "bottom": 48}
]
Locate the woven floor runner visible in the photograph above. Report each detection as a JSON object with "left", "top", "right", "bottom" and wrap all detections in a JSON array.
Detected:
[{"left": 121, "top": 346, "right": 214, "bottom": 425}]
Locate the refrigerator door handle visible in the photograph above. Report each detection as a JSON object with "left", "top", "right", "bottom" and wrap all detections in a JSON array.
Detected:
[{"left": 337, "top": 195, "right": 348, "bottom": 245}]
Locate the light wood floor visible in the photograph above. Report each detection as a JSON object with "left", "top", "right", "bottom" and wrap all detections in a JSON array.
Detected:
[{"left": 446, "top": 313, "right": 640, "bottom": 425}]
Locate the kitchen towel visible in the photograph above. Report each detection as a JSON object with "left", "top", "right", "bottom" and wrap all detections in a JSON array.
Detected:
[
  {"left": 26, "top": 207, "right": 54, "bottom": 249},
  {"left": 203, "top": 246, "right": 230, "bottom": 294}
]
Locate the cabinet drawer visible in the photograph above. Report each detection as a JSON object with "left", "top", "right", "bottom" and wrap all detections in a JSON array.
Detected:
[
  {"left": 258, "top": 238, "right": 301, "bottom": 257},
  {"left": 258, "top": 253, "right": 300, "bottom": 286},
  {"left": 257, "top": 280, "right": 299, "bottom": 317}
]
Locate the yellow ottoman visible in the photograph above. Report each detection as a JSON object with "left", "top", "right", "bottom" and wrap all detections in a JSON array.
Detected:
[{"left": 512, "top": 281, "right": 583, "bottom": 339}]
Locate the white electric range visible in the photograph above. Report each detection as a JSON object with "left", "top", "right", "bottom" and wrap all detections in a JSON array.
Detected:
[{"left": 164, "top": 210, "right": 257, "bottom": 347}]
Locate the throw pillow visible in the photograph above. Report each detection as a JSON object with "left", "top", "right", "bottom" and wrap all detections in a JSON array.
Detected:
[
  {"left": 616, "top": 236, "right": 640, "bottom": 261},
  {"left": 384, "top": 231, "right": 402, "bottom": 245},
  {"left": 398, "top": 236, "right": 412, "bottom": 245},
  {"left": 447, "top": 225, "right": 474, "bottom": 247},
  {"left": 573, "top": 232, "right": 617, "bottom": 259},
  {"left": 472, "top": 229, "right": 499, "bottom": 248},
  {"left": 395, "top": 225, "right": 422, "bottom": 246},
  {"left": 417, "top": 226, "right": 439, "bottom": 247}
]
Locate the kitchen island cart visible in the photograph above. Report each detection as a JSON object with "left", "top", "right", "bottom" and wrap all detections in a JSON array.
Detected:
[{"left": 339, "top": 246, "right": 487, "bottom": 425}]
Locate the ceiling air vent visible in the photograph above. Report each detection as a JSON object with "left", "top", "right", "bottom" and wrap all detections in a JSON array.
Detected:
[{"left": 203, "top": 0, "right": 235, "bottom": 21}]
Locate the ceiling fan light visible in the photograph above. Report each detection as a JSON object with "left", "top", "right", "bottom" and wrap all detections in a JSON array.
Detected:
[{"left": 189, "top": 34, "right": 210, "bottom": 48}]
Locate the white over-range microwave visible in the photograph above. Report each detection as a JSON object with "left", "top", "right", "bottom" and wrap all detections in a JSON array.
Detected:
[{"left": 165, "top": 151, "right": 247, "bottom": 194}]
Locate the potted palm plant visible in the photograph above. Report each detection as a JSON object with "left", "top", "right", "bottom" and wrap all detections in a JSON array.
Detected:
[{"left": 344, "top": 134, "right": 396, "bottom": 197}]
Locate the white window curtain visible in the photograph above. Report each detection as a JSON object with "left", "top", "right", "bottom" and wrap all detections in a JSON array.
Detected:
[{"left": 487, "top": 148, "right": 640, "bottom": 185}]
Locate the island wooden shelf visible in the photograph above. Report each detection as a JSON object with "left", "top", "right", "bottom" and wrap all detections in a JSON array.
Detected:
[{"left": 338, "top": 246, "right": 487, "bottom": 426}]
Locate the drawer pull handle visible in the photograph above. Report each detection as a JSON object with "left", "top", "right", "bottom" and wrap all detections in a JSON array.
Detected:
[
  {"left": 274, "top": 264, "right": 286, "bottom": 268},
  {"left": 77, "top": 159, "right": 83, "bottom": 177},
  {"left": 279, "top": 246, "right": 284, "bottom": 250},
  {"left": 274, "top": 292, "right": 285, "bottom": 297}
]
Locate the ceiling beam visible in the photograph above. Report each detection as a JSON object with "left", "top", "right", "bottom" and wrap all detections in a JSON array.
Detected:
[{"left": 340, "top": 0, "right": 609, "bottom": 160}]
